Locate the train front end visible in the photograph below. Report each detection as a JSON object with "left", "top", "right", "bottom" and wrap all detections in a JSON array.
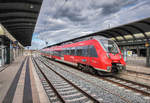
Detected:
[{"left": 97, "top": 38, "right": 126, "bottom": 73}]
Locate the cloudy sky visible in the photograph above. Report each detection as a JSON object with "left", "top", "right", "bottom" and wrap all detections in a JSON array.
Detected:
[{"left": 31, "top": 0, "right": 150, "bottom": 49}]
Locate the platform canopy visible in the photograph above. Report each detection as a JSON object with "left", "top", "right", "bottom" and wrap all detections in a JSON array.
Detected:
[
  {"left": 46, "top": 17, "right": 150, "bottom": 48},
  {"left": 0, "top": 0, "right": 43, "bottom": 46},
  {"left": 95, "top": 17, "right": 150, "bottom": 46}
]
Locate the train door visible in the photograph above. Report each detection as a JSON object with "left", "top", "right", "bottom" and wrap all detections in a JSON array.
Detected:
[
  {"left": 87, "top": 45, "right": 98, "bottom": 74},
  {"left": 86, "top": 45, "right": 91, "bottom": 66},
  {"left": 69, "top": 47, "right": 75, "bottom": 63},
  {"left": 61, "top": 50, "right": 64, "bottom": 61},
  {"left": 82, "top": 45, "right": 91, "bottom": 69}
]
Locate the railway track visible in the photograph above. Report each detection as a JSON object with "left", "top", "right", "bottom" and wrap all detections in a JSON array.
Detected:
[
  {"left": 38, "top": 56, "right": 150, "bottom": 102},
  {"left": 32, "top": 57, "right": 103, "bottom": 103},
  {"left": 119, "top": 70, "right": 150, "bottom": 85},
  {"left": 41, "top": 57, "right": 150, "bottom": 95},
  {"left": 126, "top": 70, "right": 150, "bottom": 76},
  {"left": 102, "top": 76, "right": 150, "bottom": 96},
  {"left": 40, "top": 57, "right": 150, "bottom": 96}
]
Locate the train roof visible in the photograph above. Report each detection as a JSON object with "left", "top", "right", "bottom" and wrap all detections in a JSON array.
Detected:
[{"left": 43, "top": 36, "right": 108, "bottom": 49}]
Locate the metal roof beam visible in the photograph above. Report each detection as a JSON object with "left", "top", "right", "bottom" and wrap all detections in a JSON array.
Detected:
[
  {"left": 8, "top": 26, "right": 34, "bottom": 30},
  {"left": 98, "top": 32, "right": 114, "bottom": 38},
  {"left": 139, "top": 21, "right": 150, "bottom": 25},
  {"left": 0, "top": 24, "right": 24, "bottom": 48},
  {"left": 0, "top": 3, "right": 40, "bottom": 13},
  {"left": 5, "top": 23, "right": 35, "bottom": 27},
  {"left": 117, "top": 27, "right": 137, "bottom": 41},
  {"left": 100, "top": 31, "right": 119, "bottom": 42},
  {"left": 0, "top": 12, "right": 38, "bottom": 19},
  {"left": 109, "top": 29, "right": 128, "bottom": 42},
  {"left": 118, "top": 40, "right": 146, "bottom": 46},
  {"left": 126, "top": 25, "right": 149, "bottom": 41},
  {"left": 0, "top": 0, "right": 42, "bottom": 4},
  {"left": 1, "top": 18, "right": 36, "bottom": 24}
]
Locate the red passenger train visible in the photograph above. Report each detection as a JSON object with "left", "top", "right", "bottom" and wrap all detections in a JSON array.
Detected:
[{"left": 41, "top": 36, "right": 126, "bottom": 75}]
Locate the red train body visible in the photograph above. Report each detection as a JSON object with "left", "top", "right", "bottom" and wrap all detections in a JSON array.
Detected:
[{"left": 41, "top": 36, "right": 126, "bottom": 75}]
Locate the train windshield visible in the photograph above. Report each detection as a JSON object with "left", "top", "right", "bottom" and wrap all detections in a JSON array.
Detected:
[{"left": 100, "top": 40, "right": 119, "bottom": 53}]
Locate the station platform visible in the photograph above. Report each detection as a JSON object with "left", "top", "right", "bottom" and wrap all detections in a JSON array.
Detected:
[
  {"left": 126, "top": 65, "right": 150, "bottom": 75},
  {"left": 125, "top": 56, "right": 150, "bottom": 75},
  {"left": 0, "top": 56, "right": 49, "bottom": 103}
]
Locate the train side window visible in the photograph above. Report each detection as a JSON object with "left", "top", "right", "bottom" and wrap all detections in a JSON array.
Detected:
[
  {"left": 60, "top": 50, "right": 63, "bottom": 56},
  {"left": 76, "top": 49, "right": 79, "bottom": 56},
  {"left": 67, "top": 48, "right": 71, "bottom": 55},
  {"left": 63, "top": 50, "right": 66, "bottom": 56},
  {"left": 70, "top": 48, "right": 73, "bottom": 55},
  {"left": 64, "top": 48, "right": 68, "bottom": 55},
  {"left": 89, "top": 45, "right": 98, "bottom": 57},
  {"left": 62, "top": 49, "right": 66, "bottom": 55},
  {"left": 82, "top": 46, "right": 89, "bottom": 57},
  {"left": 76, "top": 47, "right": 79, "bottom": 56},
  {"left": 82, "top": 46, "right": 85, "bottom": 56},
  {"left": 76, "top": 46, "right": 82, "bottom": 56},
  {"left": 74, "top": 47, "right": 77, "bottom": 56},
  {"left": 57, "top": 51, "right": 61, "bottom": 56},
  {"left": 79, "top": 49, "right": 82, "bottom": 56},
  {"left": 71, "top": 47, "right": 75, "bottom": 56},
  {"left": 53, "top": 51, "right": 55, "bottom": 55},
  {"left": 66, "top": 50, "right": 69, "bottom": 55},
  {"left": 58, "top": 51, "right": 61, "bottom": 57},
  {"left": 64, "top": 49, "right": 67, "bottom": 55}
]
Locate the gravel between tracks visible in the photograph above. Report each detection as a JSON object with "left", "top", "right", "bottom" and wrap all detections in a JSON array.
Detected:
[
  {"left": 34, "top": 59, "right": 98, "bottom": 103},
  {"left": 32, "top": 58, "right": 62, "bottom": 103}
]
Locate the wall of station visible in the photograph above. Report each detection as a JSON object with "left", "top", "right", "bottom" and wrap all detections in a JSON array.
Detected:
[
  {"left": 0, "top": 37, "right": 23, "bottom": 67},
  {"left": 0, "top": 24, "right": 24, "bottom": 67},
  {"left": 119, "top": 44, "right": 150, "bottom": 67}
]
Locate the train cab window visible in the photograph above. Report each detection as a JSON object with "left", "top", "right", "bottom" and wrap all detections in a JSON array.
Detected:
[{"left": 89, "top": 45, "right": 98, "bottom": 57}]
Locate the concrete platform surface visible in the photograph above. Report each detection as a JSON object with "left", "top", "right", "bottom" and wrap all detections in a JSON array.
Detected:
[
  {"left": 0, "top": 56, "right": 49, "bottom": 103},
  {"left": 127, "top": 65, "right": 150, "bottom": 74}
]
